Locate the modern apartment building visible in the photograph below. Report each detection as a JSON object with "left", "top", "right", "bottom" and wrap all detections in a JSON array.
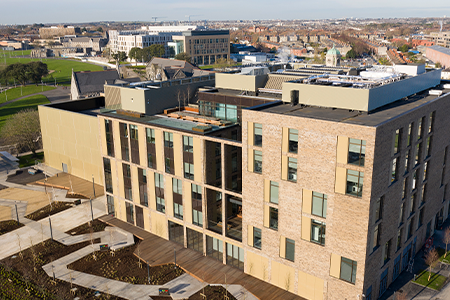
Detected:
[
  {"left": 428, "top": 31, "right": 450, "bottom": 48},
  {"left": 39, "top": 64, "right": 450, "bottom": 300}
]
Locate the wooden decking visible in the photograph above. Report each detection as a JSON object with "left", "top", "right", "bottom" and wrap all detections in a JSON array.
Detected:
[
  {"left": 99, "top": 215, "right": 304, "bottom": 300},
  {"left": 33, "top": 173, "right": 104, "bottom": 199}
]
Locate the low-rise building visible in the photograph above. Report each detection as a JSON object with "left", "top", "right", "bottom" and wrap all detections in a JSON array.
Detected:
[{"left": 426, "top": 45, "right": 450, "bottom": 69}]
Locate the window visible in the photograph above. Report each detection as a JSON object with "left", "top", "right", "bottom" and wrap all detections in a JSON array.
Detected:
[
  {"left": 270, "top": 181, "right": 279, "bottom": 204},
  {"left": 348, "top": 138, "right": 366, "bottom": 166},
  {"left": 311, "top": 220, "right": 326, "bottom": 245},
  {"left": 156, "top": 197, "right": 165, "bottom": 213},
  {"left": 129, "top": 124, "right": 138, "bottom": 140},
  {"left": 426, "top": 136, "right": 431, "bottom": 158},
  {"left": 312, "top": 192, "right": 327, "bottom": 218},
  {"left": 122, "top": 122, "right": 128, "bottom": 138},
  {"left": 107, "top": 195, "right": 115, "bottom": 216},
  {"left": 192, "top": 184, "right": 203, "bottom": 227},
  {"left": 288, "top": 129, "right": 298, "bottom": 153},
  {"left": 165, "top": 157, "right": 172, "bottom": 173},
  {"left": 123, "top": 164, "right": 132, "bottom": 201},
  {"left": 407, "top": 218, "right": 414, "bottom": 239},
  {"left": 375, "top": 196, "right": 383, "bottom": 222},
  {"left": 105, "top": 119, "right": 114, "bottom": 157},
  {"left": 421, "top": 184, "right": 426, "bottom": 205},
  {"left": 155, "top": 173, "right": 165, "bottom": 213},
  {"left": 405, "top": 150, "right": 410, "bottom": 174},
  {"left": 146, "top": 128, "right": 155, "bottom": 144},
  {"left": 164, "top": 131, "right": 173, "bottom": 148},
  {"left": 407, "top": 123, "right": 412, "bottom": 146},
  {"left": 231, "top": 152, "right": 238, "bottom": 172},
  {"left": 428, "top": 112, "right": 435, "bottom": 133},
  {"left": 125, "top": 202, "right": 134, "bottom": 224},
  {"left": 417, "top": 117, "right": 423, "bottom": 140},
  {"left": 183, "top": 135, "right": 193, "bottom": 153},
  {"left": 187, "top": 228, "right": 202, "bottom": 253},
  {"left": 253, "top": 228, "right": 262, "bottom": 249},
  {"left": 340, "top": 257, "right": 357, "bottom": 284},
  {"left": 373, "top": 224, "right": 380, "bottom": 251},
  {"left": 346, "top": 170, "right": 364, "bottom": 197},
  {"left": 415, "top": 143, "right": 421, "bottom": 166},
  {"left": 254, "top": 150, "right": 262, "bottom": 173},
  {"left": 419, "top": 208, "right": 424, "bottom": 227},
  {"left": 423, "top": 161, "right": 428, "bottom": 181},
  {"left": 384, "top": 240, "right": 391, "bottom": 264},
  {"left": 269, "top": 207, "right": 278, "bottom": 230},
  {"left": 399, "top": 202, "right": 404, "bottom": 226},
  {"left": 206, "top": 235, "right": 223, "bottom": 261},
  {"left": 410, "top": 194, "right": 416, "bottom": 215},
  {"left": 391, "top": 158, "right": 398, "bottom": 183},
  {"left": 412, "top": 170, "right": 417, "bottom": 190},
  {"left": 173, "top": 178, "right": 183, "bottom": 220},
  {"left": 103, "top": 158, "right": 113, "bottom": 194},
  {"left": 393, "top": 129, "right": 401, "bottom": 154},
  {"left": 285, "top": 238, "right": 295, "bottom": 261},
  {"left": 254, "top": 123, "right": 262, "bottom": 147},
  {"left": 444, "top": 146, "right": 448, "bottom": 166},
  {"left": 226, "top": 243, "right": 244, "bottom": 270},
  {"left": 397, "top": 229, "right": 402, "bottom": 251},
  {"left": 148, "top": 153, "right": 155, "bottom": 169},
  {"left": 288, "top": 157, "right": 297, "bottom": 182},
  {"left": 402, "top": 178, "right": 407, "bottom": 199},
  {"left": 184, "top": 162, "right": 194, "bottom": 179}
]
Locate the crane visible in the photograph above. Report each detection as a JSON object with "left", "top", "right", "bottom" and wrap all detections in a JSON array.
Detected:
[
  {"left": 151, "top": 17, "right": 166, "bottom": 22},
  {"left": 185, "top": 15, "right": 201, "bottom": 24}
]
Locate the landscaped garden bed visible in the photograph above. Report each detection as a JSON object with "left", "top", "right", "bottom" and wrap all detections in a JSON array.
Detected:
[
  {"left": 189, "top": 285, "right": 237, "bottom": 300},
  {"left": 25, "top": 202, "right": 74, "bottom": 221},
  {"left": 0, "top": 220, "right": 24, "bottom": 235},
  {"left": 0, "top": 239, "right": 122, "bottom": 299},
  {"left": 412, "top": 269, "right": 447, "bottom": 290},
  {"left": 6, "top": 167, "right": 46, "bottom": 185},
  {"left": 65, "top": 219, "right": 108, "bottom": 235},
  {"left": 68, "top": 241, "right": 185, "bottom": 285}
]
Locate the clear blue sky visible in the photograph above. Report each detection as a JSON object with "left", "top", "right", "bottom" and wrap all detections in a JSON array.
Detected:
[{"left": 2, "top": 0, "right": 450, "bottom": 25}]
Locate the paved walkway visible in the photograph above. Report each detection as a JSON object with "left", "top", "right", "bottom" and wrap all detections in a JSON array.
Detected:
[{"left": 0, "top": 85, "right": 70, "bottom": 108}]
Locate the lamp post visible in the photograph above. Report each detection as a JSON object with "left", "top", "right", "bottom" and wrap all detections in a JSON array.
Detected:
[
  {"left": 92, "top": 174, "right": 96, "bottom": 198},
  {"left": 41, "top": 80, "right": 43, "bottom": 92}
]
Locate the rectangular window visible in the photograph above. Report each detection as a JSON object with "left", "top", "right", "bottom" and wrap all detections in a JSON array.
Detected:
[
  {"left": 444, "top": 146, "right": 448, "bottom": 166},
  {"left": 164, "top": 131, "right": 173, "bottom": 148},
  {"left": 206, "top": 235, "right": 223, "bottom": 261},
  {"left": 184, "top": 162, "right": 194, "bottom": 180},
  {"left": 346, "top": 170, "right": 364, "bottom": 197},
  {"left": 138, "top": 168, "right": 148, "bottom": 207},
  {"left": 426, "top": 136, "right": 431, "bottom": 158},
  {"left": 384, "top": 240, "right": 391, "bottom": 264},
  {"left": 107, "top": 195, "right": 115, "bottom": 216},
  {"left": 123, "top": 163, "right": 132, "bottom": 201},
  {"left": 156, "top": 196, "right": 165, "bottom": 213},
  {"left": 419, "top": 208, "right": 424, "bottom": 227},
  {"left": 399, "top": 202, "right": 404, "bottom": 226},
  {"left": 340, "top": 257, "right": 357, "bottom": 284},
  {"left": 402, "top": 178, "right": 407, "bottom": 199},
  {"left": 129, "top": 124, "right": 138, "bottom": 140},
  {"left": 410, "top": 194, "right": 415, "bottom": 215},
  {"left": 407, "top": 126, "right": 413, "bottom": 149},
  {"left": 165, "top": 157, "right": 172, "bottom": 174},
  {"left": 226, "top": 243, "right": 244, "bottom": 270},
  {"left": 270, "top": 181, "right": 279, "bottom": 204},
  {"left": 288, "top": 129, "right": 298, "bottom": 154},
  {"left": 146, "top": 128, "right": 155, "bottom": 144},
  {"left": 415, "top": 143, "right": 421, "bottom": 166},
  {"left": 285, "top": 238, "right": 295, "bottom": 261},
  {"left": 407, "top": 218, "right": 414, "bottom": 239},
  {"left": 183, "top": 135, "right": 193, "bottom": 153},
  {"left": 412, "top": 170, "right": 417, "bottom": 190},
  {"left": 417, "top": 117, "right": 423, "bottom": 140},
  {"left": 148, "top": 153, "right": 155, "bottom": 169},
  {"left": 391, "top": 157, "right": 398, "bottom": 183},
  {"left": 421, "top": 184, "right": 426, "bottom": 205},
  {"left": 375, "top": 196, "right": 383, "bottom": 222},
  {"left": 173, "top": 178, "right": 183, "bottom": 220},
  {"left": 231, "top": 152, "right": 238, "bottom": 172},
  {"left": 311, "top": 220, "right": 326, "bottom": 245},
  {"left": 187, "top": 228, "right": 203, "bottom": 253},
  {"left": 125, "top": 202, "right": 134, "bottom": 224},
  {"left": 373, "top": 224, "right": 380, "bottom": 251},
  {"left": 405, "top": 150, "right": 410, "bottom": 174},
  {"left": 105, "top": 119, "right": 115, "bottom": 157},
  {"left": 103, "top": 157, "right": 113, "bottom": 194},
  {"left": 269, "top": 207, "right": 278, "bottom": 230},
  {"left": 254, "top": 123, "right": 262, "bottom": 147},
  {"left": 192, "top": 184, "right": 203, "bottom": 227},
  {"left": 120, "top": 122, "right": 129, "bottom": 162},
  {"left": 423, "top": 162, "right": 428, "bottom": 182},
  {"left": 155, "top": 173, "right": 165, "bottom": 213},
  {"left": 312, "top": 192, "right": 327, "bottom": 218},
  {"left": 428, "top": 112, "right": 434, "bottom": 133},
  {"left": 253, "top": 228, "right": 262, "bottom": 249},
  {"left": 396, "top": 229, "right": 402, "bottom": 251},
  {"left": 348, "top": 138, "right": 366, "bottom": 166},
  {"left": 254, "top": 150, "right": 262, "bottom": 174},
  {"left": 288, "top": 157, "right": 297, "bottom": 182},
  {"left": 393, "top": 129, "right": 401, "bottom": 154}
]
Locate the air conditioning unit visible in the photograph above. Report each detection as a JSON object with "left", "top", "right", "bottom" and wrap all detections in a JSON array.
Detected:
[{"left": 352, "top": 185, "right": 361, "bottom": 193}]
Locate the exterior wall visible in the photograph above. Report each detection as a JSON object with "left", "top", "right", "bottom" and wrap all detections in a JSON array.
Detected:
[
  {"left": 426, "top": 47, "right": 450, "bottom": 69},
  {"left": 241, "top": 109, "right": 376, "bottom": 300},
  {"left": 39, "top": 26, "right": 80, "bottom": 38},
  {"left": 215, "top": 73, "right": 267, "bottom": 92},
  {"left": 39, "top": 105, "right": 103, "bottom": 185}
]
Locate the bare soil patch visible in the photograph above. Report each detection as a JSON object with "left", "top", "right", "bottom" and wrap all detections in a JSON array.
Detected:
[
  {"left": 0, "top": 219, "right": 24, "bottom": 235},
  {"left": 65, "top": 219, "right": 108, "bottom": 235},
  {"left": 25, "top": 202, "right": 73, "bottom": 221},
  {"left": 68, "top": 240, "right": 185, "bottom": 285},
  {"left": 189, "top": 285, "right": 237, "bottom": 300}
]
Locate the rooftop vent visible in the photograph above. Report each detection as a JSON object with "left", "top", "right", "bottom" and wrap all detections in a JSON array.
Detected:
[{"left": 429, "top": 90, "right": 443, "bottom": 96}]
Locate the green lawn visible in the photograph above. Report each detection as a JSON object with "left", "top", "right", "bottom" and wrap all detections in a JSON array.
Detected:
[
  {"left": 0, "top": 94, "right": 50, "bottom": 129},
  {"left": 412, "top": 269, "right": 447, "bottom": 290},
  {"left": 18, "top": 152, "right": 44, "bottom": 168},
  {"left": 437, "top": 247, "right": 450, "bottom": 263},
  {"left": 0, "top": 57, "right": 104, "bottom": 84},
  {"left": 0, "top": 49, "right": 32, "bottom": 57},
  {"left": 0, "top": 85, "right": 55, "bottom": 104}
]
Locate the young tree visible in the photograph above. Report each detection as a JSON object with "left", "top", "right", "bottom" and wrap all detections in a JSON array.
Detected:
[
  {"left": 111, "top": 51, "right": 127, "bottom": 63},
  {"left": 425, "top": 247, "right": 439, "bottom": 281},
  {"left": 174, "top": 52, "right": 191, "bottom": 63},
  {"left": 444, "top": 227, "right": 450, "bottom": 258},
  {"left": 1, "top": 109, "right": 41, "bottom": 154},
  {"left": 149, "top": 44, "right": 165, "bottom": 58},
  {"left": 128, "top": 47, "right": 141, "bottom": 66}
]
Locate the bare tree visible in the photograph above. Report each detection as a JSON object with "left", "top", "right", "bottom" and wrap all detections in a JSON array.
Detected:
[
  {"left": 444, "top": 227, "right": 450, "bottom": 258},
  {"left": 89, "top": 225, "right": 96, "bottom": 261},
  {"left": 137, "top": 242, "right": 142, "bottom": 268},
  {"left": 425, "top": 247, "right": 439, "bottom": 281},
  {"left": 1, "top": 108, "right": 41, "bottom": 154}
]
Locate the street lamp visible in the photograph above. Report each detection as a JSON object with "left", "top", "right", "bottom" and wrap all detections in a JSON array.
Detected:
[{"left": 41, "top": 80, "right": 43, "bottom": 92}]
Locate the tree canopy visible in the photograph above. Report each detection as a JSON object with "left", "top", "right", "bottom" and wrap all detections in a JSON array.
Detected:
[
  {"left": 111, "top": 51, "right": 128, "bottom": 63},
  {"left": 174, "top": 52, "right": 191, "bottom": 63},
  {"left": 1, "top": 108, "right": 41, "bottom": 154},
  {"left": 0, "top": 62, "right": 48, "bottom": 85}
]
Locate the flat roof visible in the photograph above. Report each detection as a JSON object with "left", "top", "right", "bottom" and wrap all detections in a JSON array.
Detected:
[{"left": 257, "top": 84, "right": 450, "bottom": 127}]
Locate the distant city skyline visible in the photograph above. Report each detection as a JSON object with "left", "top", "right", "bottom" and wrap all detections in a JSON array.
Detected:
[{"left": 2, "top": 0, "right": 450, "bottom": 25}]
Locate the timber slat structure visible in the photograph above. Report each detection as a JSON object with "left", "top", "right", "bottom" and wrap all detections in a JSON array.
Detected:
[{"left": 99, "top": 215, "right": 304, "bottom": 300}]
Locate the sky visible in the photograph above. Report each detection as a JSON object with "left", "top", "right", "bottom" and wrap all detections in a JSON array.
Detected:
[{"left": 2, "top": 0, "right": 450, "bottom": 25}]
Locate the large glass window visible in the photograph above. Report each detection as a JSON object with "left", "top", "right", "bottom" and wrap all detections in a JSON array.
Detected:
[
  {"left": 226, "top": 243, "right": 244, "bottom": 270},
  {"left": 285, "top": 238, "right": 295, "bottom": 262},
  {"left": 312, "top": 192, "right": 327, "bottom": 218},
  {"left": 173, "top": 178, "right": 183, "bottom": 220},
  {"left": 428, "top": 112, "right": 434, "bottom": 133},
  {"left": 164, "top": 131, "right": 173, "bottom": 148},
  {"left": 253, "top": 228, "right": 262, "bottom": 249},
  {"left": 107, "top": 195, "right": 115, "bottom": 216},
  {"left": 417, "top": 117, "right": 423, "bottom": 140},
  {"left": 146, "top": 128, "right": 155, "bottom": 144},
  {"left": 123, "top": 163, "right": 132, "bottom": 201},
  {"left": 183, "top": 136, "right": 193, "bottom": 153},
  {"left": 348, "top": 138, "right": 366, "bottom": 166},
  {"left": 405, "top": 150, "right": 410, "bottom": 174},
  {"left": 184, "top": 162, "right": 194, "bottom": 180},
  {"left": 129, "top": 124, "right": 138, "bottom": 140},
  {"left": 254, "top": 150, "right": 262, "bottom": 174},
  {"left": 396, "top": 229, "right": 402, "bottom": 251},
  {"left": 168, "top": 221, "right": 183, "bottom": 245},
  {"left": 103, "top": 157, "right": 113, "bottom": 194},
  {"left": 375, "top": 196, "right": 383, "bottom": 222},
  {"left": 269, "top": 207, "right": 278, "bottom": 230},
  {"left": 426, "top": 136, "right": 431, "bottom": 158},
  {"left": 399, "top": 202, "right": 404, "bottom": 226},
  {"left": 155, "top": 173, "right": 165, "bottom": 213},
  {"left": 270, "top": 181, "right": 279, "bottom": 204},
  {"left": 340, "top": 257, "right": 357, "bottom": 284},
  {"left": 206, "top": 189, "right": 222, "bottom": 234},
  {"left": 415, "top": 143, "right": 421, "bottom": 166},
  {"left": 226, "top": 195, "right": 242, "bottom": 242},
  {"left": 105, "top": 119, "right": 114, "bottom": 157},
  {"left": 393, "top": 129, "right": 401, "bottom": 154},
  {"left": 373, "top": 224, "right": 380, "bottom": 250},
  {"left": 311, "top": 220, "right": 326, "bottom": 245},
  {"left": 138, "top": 168, "right": 148, "bottom": 207},
  {"left": 391, "top": 157, "right": 398, "bottom": 183},
  {"left": 125, "top": 202, "right": 134, "bottom": 224},
  {"left": 187, "top": 228, "right": 203, "bottom": 253},
  {"left": 192, "top": 184, "right": 203, "bottom": 227},
  {"left": 346, "top": 170, "right": 364, "bottom": 197},
  {"left": 407, "top": 123, "right": 413, "bottom": 146},
  {"left": 288, "top": 157, "right": 297, "bottom": 182},
  {"left": 254, "top": 123, "right": 262, "bottom": 147},
  {"left": 288, "top": 129, "right": 298, "bottom": 154},
  {"left": 206, "top": 235, "right": 223, "bottom": 261}
]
